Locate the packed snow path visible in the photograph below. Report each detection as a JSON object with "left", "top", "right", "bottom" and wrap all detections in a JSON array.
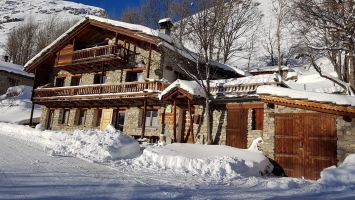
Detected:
[{"left": 1, "top": 134, "right": 355, "bottom": 199}]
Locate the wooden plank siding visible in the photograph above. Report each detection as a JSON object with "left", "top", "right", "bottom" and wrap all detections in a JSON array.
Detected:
[
  {"left": 226, "top": 108, "right": 248, "bottom": 148},
  {"left": 274, "top": 113, "right": 337, "bottom": 180}
]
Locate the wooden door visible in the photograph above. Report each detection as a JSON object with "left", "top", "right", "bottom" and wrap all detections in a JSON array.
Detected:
[
  {"left": 274, "top": 114, "right": 304, "bottom": 178},
  {"left": 303, "top": 114, "right": 337, "bottom": 180},
  {"left": 100, "top": 109, "right": 113, "bottom": 129},
  {"left": 226, "top": 109, "right": 248, "bottom": 148},
  {"left": 274, "top": 113, "right": 337, "bottom": 180},
  {"left": 176, "top": 108, "right": 186, "bottom": 143}
]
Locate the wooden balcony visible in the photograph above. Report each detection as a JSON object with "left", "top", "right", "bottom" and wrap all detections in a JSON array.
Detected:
[
  {"left": 55, "top": 45, "right": 128, "bottom": 73},
  {"left": 33, "top": 81, "right": 167, "bottom": 107}
]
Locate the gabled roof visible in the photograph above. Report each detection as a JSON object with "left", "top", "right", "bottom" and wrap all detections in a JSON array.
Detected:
[{"left": 24, "top": 15, "right": 246, "bottom": 77}]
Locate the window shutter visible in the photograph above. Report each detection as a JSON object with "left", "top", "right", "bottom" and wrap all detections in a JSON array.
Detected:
[{"left": 255, "top": 108, "right": 264, "bottom": 130}]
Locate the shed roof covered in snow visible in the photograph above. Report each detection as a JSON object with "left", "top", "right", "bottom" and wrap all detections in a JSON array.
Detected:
[
  {"left": 160, "top": 74, "right": 285, "bottom": 100},
  {"left": 257, "top": 85, "right": 355, "bottom": 117},
  {"left": 24, "top": 15, "right": 245, "bottom": 77},
  {"left": 0, "top": 61, "right": 34, "bottom": 78}
]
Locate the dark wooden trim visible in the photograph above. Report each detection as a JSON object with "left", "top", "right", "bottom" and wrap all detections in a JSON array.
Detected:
[
  {"left": 260, "top": 95, "right": 355, "bottom": 117},
  {"left": 226, "top": 103, "right": 264, "bottom": 110},
  {"left": 147, "top": 44, "right": 152, "bottom": 78},
  {"left": 173, "top": 99, "right": 177, "bottom": 142},
  {"left": 141, "top": 100, "right": 147, "bottom": 138}
]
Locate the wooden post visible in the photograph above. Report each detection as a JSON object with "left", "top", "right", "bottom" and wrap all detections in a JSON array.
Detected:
[
  {"left": 188, "top": 99, "right": 194, "bottom": 143},
  {"left": 141, "top": 100, "right": 147, "bottom": 139},
  {"left": 29, "top": 68, "right": 38, "bottom": 127},
  {"left": 146, "top": 44, "right": 152, "bottom": 78},
  {"left": 173, "top": 99, "right": 177, "bottom": 142}
]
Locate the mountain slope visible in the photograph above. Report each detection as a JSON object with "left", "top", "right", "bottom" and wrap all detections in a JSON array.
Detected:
[{"left": 0, "top": 0, "right": 107, "bottom": 57}]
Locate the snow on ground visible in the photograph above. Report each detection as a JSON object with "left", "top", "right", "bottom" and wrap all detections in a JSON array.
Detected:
[
  {"left": 0, "top": 124, "right": 354, "bottom": 199},
  {"left": 134, "top": 143, "right": 273, "bottom": 180},
  {"left": 320, "top": 154, "right": 355, "bottom": 186},
  {"left": 0, "top": 123, "right": 141, "bottom": 162},
  {"left": 0, "top": 85, "right": 41, "bottom": 124}
]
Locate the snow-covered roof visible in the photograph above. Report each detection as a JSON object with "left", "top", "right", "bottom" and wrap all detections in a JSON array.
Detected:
[
  {"left": 249, "top": 66, "right": 289, "bottom": 73},
  {"left": 160, "top": 74, "right": 282, "bottom": 99},
  {"left": 24, "top": 15, "right": 173, "bottom": 70},
  {"left": 158, "top": 18, "right": 172, "bottom": 24},
  {"left": 159, "top": 41, "right": 246, "bottom": 76},
  {"left": 0, "top": 61, "right": 34, "bottom": 78},
  {"left": 257, "top": 85, "right": 355, "bottom": 107}
]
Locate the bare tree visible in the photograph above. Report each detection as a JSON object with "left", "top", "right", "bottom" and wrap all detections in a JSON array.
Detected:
[
  {"left": 5, "top": 16, "right": 76, "bottom": 65},
  {"left": 272, "top": 0, "right": 290, "bottom": 74},
  {"left": 216, "top": 0, "right": 262, "bottom": 64},
  {"left": 293, "top": 0, "right": 355, "bottom": 94}
]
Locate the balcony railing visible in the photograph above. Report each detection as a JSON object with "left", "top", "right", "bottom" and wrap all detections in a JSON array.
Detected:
[
  {"left": 56, "top": 45, "right": 128, "bottom": 67},
  {"left": 33, "top": 81, "right": 167, "bottom": 101}
]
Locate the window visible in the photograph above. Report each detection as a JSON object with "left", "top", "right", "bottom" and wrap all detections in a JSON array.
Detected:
[
  {"left": 126, "top": 71, "right": 144, "bottom": 82},
  {"left": 252, "top": 108, "right": 264, "bottom": 130},
  {"left": 145, "top": 110, "right": 158, "bottom": 128},
  {"left": 46, "top": 110, "right": 54, "bottom": 130},
  {"left": 59, "top": 109, "right": 70, "bottom": 125},
  {"left": 70, "top": 76, "right": 81, "bottom": 86},
  {"left": 55, "top": 77, "right": 65, "bottom": 87},
  {"left": 96, "top": 109, "right": 102, "bottom": 127},
  {"left": 113, "top": 110, "right": 125, "bottom": 131},
  {"left": 76, "top": 109, "right": 87, "bottom": 126},
  {"left": 93, "top": 73, "right": 106, "bottom": 84}
]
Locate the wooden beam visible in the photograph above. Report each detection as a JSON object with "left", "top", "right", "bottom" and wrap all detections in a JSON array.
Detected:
[
  {"left": 188, "top": 99, "right": 194, "bottom": 143},
  {"left": 141, "top": 100, "right": 147, "bottom": 139},
  {"left": 226, "top": 103, "right": 264, "bottom": 110},
  {"left": 260, "top": 95, "right": 355, "bottom": 117},
  {"left": 173, "top": 99, "right": 177, "bottom": 142},
  {"left": 146, "top": 44, "right": 152, "bottom": 78}
]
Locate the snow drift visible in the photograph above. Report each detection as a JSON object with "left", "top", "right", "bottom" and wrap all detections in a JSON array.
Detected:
[
  {"left": 0, "top": 85, "right": 42, "bottom": 124},
  {"left": 0, "top": 123, "right": 141, "bottom": 162},
  {"left": 134, "top": 143, "right": 273, "bottom": 180},
  {"left": 319, "top": 154, "right": 355, "bottom": 186}
]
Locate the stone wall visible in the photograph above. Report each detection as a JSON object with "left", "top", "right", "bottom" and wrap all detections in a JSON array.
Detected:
[
  {"left": 337, "top": 117, "right": 355, "bottom": 162},
  {"left": 0, "top": 71, "right": 33, "bottom": 94}
]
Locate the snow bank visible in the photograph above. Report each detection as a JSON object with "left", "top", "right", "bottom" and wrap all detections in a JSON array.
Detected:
[
  {"left": 319, "top": 154, "right": 355, "bottom": 186},
  {"left": 0, "top": 85, "right": 41, "bottom": 124},
  {"left": 134, "top": 143, "right": 273, "bottom": 179},
  {"left": 0, "top": 123, "right": 141, "bottom": 162}
]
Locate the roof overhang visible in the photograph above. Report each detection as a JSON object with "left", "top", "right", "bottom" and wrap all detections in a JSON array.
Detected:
[
  {"left": 260, "top": 95, "right": 355, "bottom": 118},
  {"left": 24, "top": 17, "right": 162, "bottom": 73}
]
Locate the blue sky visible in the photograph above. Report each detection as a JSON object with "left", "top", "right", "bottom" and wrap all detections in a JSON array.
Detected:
[{"left": 70, "top": 0, "right": 142, "bottom": 18}]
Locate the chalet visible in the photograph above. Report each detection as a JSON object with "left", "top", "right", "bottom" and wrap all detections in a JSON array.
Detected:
[
  {"left": 0, "top": 61, "right": 34, "bottom": 94},
  {"left": 24, "top": 16, "right": 355, "bottom": 180},
  {"left": 24, "top": 16, "right": 243, "bottom": 138}
]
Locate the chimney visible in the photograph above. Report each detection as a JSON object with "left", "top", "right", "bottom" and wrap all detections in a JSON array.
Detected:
[{"left": 158, "top": 18, "right": 173, "bottom": 35}]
